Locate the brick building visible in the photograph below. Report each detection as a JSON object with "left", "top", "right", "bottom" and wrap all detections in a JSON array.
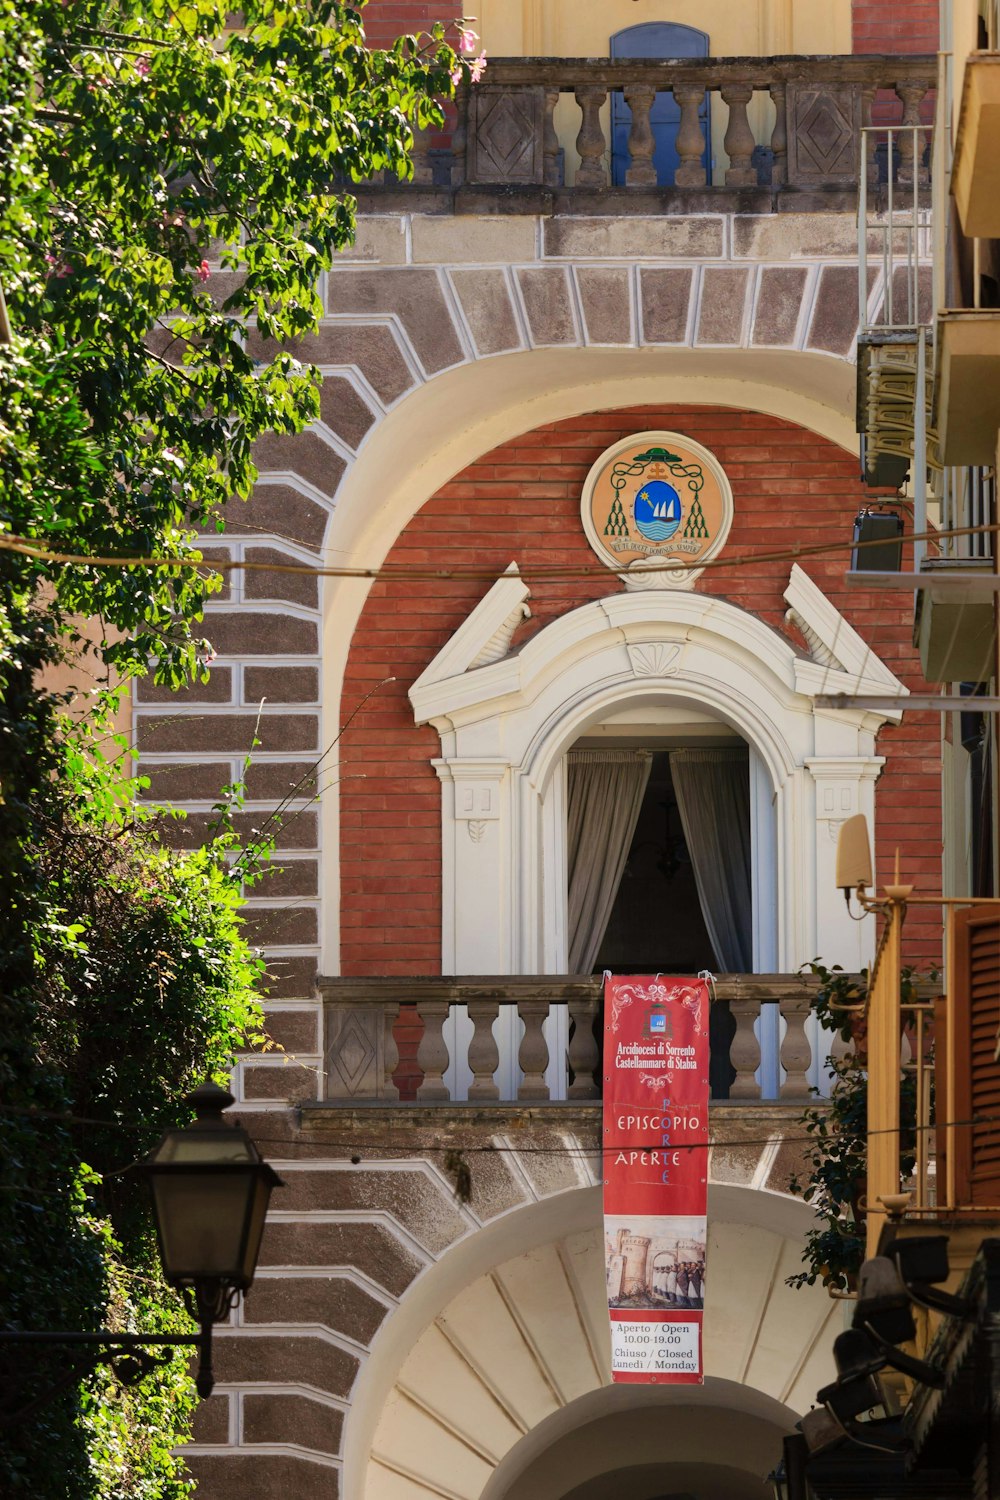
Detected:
[{"left": 132, "top": 2, "right": 981, "bottom": 1497}]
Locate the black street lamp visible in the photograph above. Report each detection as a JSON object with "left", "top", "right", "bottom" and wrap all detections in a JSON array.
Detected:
[
  {"left": 138, "top": 1079, "right": 284, "bottom": 1396},
  {"left": 0, "top": 1079, "right": 283, "bottom": 1422}
]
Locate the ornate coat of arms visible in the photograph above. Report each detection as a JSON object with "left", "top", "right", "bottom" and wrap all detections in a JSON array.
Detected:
[{"left": 581, "top": 431, "right": 734, "bottom": 589}]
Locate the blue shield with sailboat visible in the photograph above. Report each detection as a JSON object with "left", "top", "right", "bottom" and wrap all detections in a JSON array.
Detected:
[{"left": 632, "top": 479, "right": 682, "bottom": 542}]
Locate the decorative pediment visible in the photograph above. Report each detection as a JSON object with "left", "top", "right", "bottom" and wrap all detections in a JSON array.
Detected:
[
  {"left": 411, "top": 565, "right": 905, "bottom": 734},
  {"left": 783, "top": 564, "right": 906, "bottom": 717},
  {"left": 410, "top": 562, "right": 531, "bottom": 692}
]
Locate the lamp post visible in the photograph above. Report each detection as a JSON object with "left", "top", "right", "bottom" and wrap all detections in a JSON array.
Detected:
[{"left": 0, "top": 1079, "right": 283, "bottom": 1421}]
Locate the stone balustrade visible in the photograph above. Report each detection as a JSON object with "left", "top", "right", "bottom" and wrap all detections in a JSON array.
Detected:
[
  {"left": 403, "top": 55, "right": 935, "bottom": 196},
  {"left": 319, "top": 974, "right": 829, "bottom": 1106}
]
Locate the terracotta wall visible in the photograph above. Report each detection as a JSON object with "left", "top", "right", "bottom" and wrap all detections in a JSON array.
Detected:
[
  {"left": 852, "top": 0, "right": 939, "bottom": 53},
  {"left": 340, "top": 404, "right": 942, "bottom": 977},
  {"left": 360, "top": 0, "right": 463, "bottom": 48}
]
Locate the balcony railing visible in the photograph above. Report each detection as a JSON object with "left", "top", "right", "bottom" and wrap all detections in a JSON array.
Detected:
[
  {"left": 404, "top": 55, "right": 935, "bottom": 196},
  {"left": 319, "top": 974, "right": 834, "bottom": 1106}
]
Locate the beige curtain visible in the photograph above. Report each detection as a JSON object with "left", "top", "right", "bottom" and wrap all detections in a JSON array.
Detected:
[
  {"left": 566, "top": 749, "right": 652, "bottom": 973},
  {"left": 669, "top": 748, "right": 752, "bottom": 973}
]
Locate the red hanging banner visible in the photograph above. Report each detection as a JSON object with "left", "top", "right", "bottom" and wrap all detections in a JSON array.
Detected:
[{"left": 603, "top": 975, "right": 710, "bottom": 1384}]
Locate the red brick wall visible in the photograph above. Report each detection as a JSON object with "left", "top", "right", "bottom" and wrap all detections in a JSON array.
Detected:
[
  {"left": 340, "top": 405, "right": 942, "bottom": 977},
  {"left": 852, "top": 0, "right": 939, "bottom": 53},
  {"left": 360, "top": 0, "right": 463, "bottom": 49}
]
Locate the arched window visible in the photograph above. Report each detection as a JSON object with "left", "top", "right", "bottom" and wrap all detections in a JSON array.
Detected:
[{"left": 610, "top": 22, "right": 710, "bottom": 186}]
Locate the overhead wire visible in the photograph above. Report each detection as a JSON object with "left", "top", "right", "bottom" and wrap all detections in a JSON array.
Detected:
[
  {"left": 1, "top": 520, "right": 997, "bottom": 586},
  {"left": 0, "top": 1100, "right": 988, "bottom": 1158}
]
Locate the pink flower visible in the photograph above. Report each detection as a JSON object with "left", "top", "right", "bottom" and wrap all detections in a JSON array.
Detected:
[
  {"left": 451, "top": 50, "right": 487, "bottom": 87},
  {"left": 44, "top": 252, "right": 73, "bottom": 279},
  {"left": 195, "top": 259, "right": 211, "bottom": 283},
  {"left": 135, "top": 55, "right": 151, "bottom": 77},
  {"left": 457, "top": 26, "right": 478, "bottom": 54}
]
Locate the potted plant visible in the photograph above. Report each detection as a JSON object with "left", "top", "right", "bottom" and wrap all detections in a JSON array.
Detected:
[{"left": 786, "top": 960, "right": 931, "bottom": 1292}]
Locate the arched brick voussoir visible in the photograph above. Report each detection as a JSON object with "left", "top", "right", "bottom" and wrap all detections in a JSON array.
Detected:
[
  {"left": 213, "top": 1332, "right": 359, "bottom": 1396},
  {"left": 185, "top": 1454, "right": 339, "bottom": 1500},
  {"left": 260, "top": 1220, "right": 425, "bottom": 1298},
  {"left": 243, "top": 1392, "right": 344, "bottom": 1457},
  {"left": 209, "top": 483, "right": 332, "bottom": 552},
  {"left": 450, "top": 267, "right": 523, "bottom": 357},
  {"left": 752, "top": 267, "right": 810, "bottom": 347},
  {"left": 244, "top": 546, "right": 320, "bottom": 609},
  {"left": 252, "top": 428, "right": 346, "bottom": 500},
  {"left": 247, "top": 323, "right": 416, "bottom": 407},
  {"left": 809, "top": 265, "right": 875, "bottom": 356},
  {"left": 575, "top": 265, "right": 633, "bottom": 346},
  {"left": 326, "top": 269, "right": 466, "bottom": 376},
  {"left": 245, "top": 1276, "right": 390, "bottom": 1345},
  {"left": 516, "top": 266, "right": 579, "bottom": 346},
  {"left": 318, "top": 375, "right": 378, "bottom": 452},
  {"left": 276, "top": 1168, "right": 471, "bottom": 1256}
]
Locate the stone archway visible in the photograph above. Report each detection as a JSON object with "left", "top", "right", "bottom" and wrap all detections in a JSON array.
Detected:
[
  {"left": 349, "top": 1183, "right": 838, "bottom": 1500},
  {"left": 481, "top": 1383, "right": 796, "bottom": 1500}
]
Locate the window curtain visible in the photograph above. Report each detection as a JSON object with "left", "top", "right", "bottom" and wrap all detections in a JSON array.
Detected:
[
  {"left": 566, "top": 749, "right": 652, "bottom": 974},
  {"left": 669, "top": 748, "right": 752, "bottom": 973}
]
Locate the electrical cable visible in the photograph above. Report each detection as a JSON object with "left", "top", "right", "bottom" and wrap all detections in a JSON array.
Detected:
[
  {"left": 0, "top": 1101, "right": 991, "bottom": 1155},
  {"left": 1, "top": 520, "right": 996, "bottom": 586}
]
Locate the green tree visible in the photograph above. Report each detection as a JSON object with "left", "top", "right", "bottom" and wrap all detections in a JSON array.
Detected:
[
  {"left": 2, "top": 0, "right": 462, "bottom": 679},
  {"left": 0, "top": 2, "right": 472, "bottom": 1492}
]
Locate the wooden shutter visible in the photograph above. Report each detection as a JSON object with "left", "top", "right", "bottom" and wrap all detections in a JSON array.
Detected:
[{"left": 950, "top": 905, "right": 1000, "bottom": 1206}]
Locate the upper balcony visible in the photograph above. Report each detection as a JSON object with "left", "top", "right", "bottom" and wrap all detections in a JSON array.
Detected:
[
  {"left": 364, "top": 54, "right": 935, "bottom": 217},
  {"left": 362, "top": 54, "right": 936, "bottom": 217}
]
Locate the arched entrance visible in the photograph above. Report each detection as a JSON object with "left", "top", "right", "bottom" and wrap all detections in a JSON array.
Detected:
[
  {"left": 482, "top": 1383, "right": 792, "bottom": 1500},
  {"left": 348, "top": 1184, "right": 839, "bottom": 1500}
]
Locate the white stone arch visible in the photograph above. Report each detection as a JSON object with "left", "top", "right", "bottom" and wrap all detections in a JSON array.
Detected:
[
  {"left": 479, "top": 1382, "right": 799, "bottom": 1500},
  {"left": 524, "top": 671, "right": 795, "bottom": 796},
  {"left": 410, "top": 573, "right": 905, "bottom": 979},
  {"left": 323, "top": 348, "right": 857, "bottom": 567},
  {"left": 345, "top": 1181, "right": 841, "bottom": 1500},
  {"left": 515, "top": 677, "right": 788, "bottom": 995}
]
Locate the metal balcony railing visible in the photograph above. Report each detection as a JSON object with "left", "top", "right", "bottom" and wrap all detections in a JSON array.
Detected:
[{"left": 856, "top": 122, "right": 937, "bottom": 565}]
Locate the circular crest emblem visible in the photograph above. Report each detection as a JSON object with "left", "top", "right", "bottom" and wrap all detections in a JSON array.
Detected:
[{"left": 580, "top": 431, "right": 734, "bottom": 589}]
